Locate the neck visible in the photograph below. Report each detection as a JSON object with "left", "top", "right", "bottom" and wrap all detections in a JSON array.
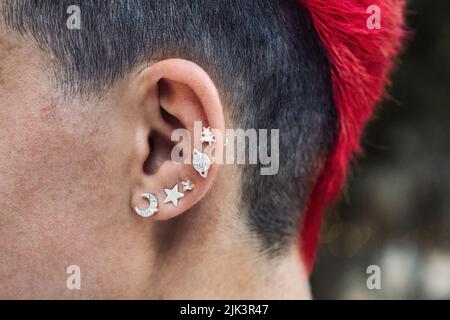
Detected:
[
  {"left": 150, "top": 244, "right": 311, "bottom": 299},
  {"left": 146, "top": 201, "right": 311, "bottom": 299}
]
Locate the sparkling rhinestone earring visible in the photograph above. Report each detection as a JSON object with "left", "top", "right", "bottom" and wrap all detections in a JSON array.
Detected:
[
  {"left": 200, "top": 127, "right": 216, "bottom": 146},
  {"left": 181, "top": 179, "right": 195, "bottom": 192},
  {"left": 135, "top": 193, "right": 159, "bottom": 218},
  {"left": 192, "top": 148, "right": 211, "bottom": 178}
]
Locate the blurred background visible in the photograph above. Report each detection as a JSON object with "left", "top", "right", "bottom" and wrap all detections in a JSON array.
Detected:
[{"left": 311, "top": 0, "right": 450, "bottom": 299}]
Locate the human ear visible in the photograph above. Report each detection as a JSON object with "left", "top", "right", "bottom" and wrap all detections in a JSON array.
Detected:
[{"left": 130, "top": 59, "right": 225, "bottom": 221}]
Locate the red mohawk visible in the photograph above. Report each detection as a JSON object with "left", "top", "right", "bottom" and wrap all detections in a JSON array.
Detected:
[{"left": 298, "top": 0, "right": 406, "bottom": 273}]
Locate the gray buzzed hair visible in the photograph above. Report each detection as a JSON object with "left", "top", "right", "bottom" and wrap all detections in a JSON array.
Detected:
[{"left": 2, "top": 0, "right": 337, "bottom": 256}]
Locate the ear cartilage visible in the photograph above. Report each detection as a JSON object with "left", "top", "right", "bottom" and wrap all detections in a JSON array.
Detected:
[
  {"left": 200, "top": 127, "right": 216, "bottom": 146},
  {"left": 181, "top": 179, "right": 195, "bottom": 192},
  {"left": 192, "top": 148, "right": 211, "bottom": 178},
  {"left": 135, "top": 193, "right": 159, "bottom": 218}
]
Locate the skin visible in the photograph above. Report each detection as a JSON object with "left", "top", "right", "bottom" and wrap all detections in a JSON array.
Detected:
[{"left": 0, "top": 17, "right": 310, "bottom": 299}]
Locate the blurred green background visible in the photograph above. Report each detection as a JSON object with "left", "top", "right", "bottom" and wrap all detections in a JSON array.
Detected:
[{"left": 311, "top": 0, "right": 450, "bottom": 299}]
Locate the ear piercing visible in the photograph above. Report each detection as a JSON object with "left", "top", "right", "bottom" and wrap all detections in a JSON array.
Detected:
[
  {"left": 135, "top": 127, "right": 213, "bottom": 216},
  {"left": 181, "top": 179, "right": 195, "bottom": 191},
  {"left": 193, "top": 126, "right": 215, "bottom": 178},
  {"left": 135, "top": 193, "right": 159, "bottom": 218},
  {"left": 193, "top": 148, "right": 211, "bottom": 178},
  {"left": 135, "top": 180, "right": 193, "bottom": 216},
  {"left": 164, "top": 184, "right": 185, "bottom": 207},
  {"left": 135, "top": 180, "right": 193, "bottom": 215},
  {"left": 164, "top": 179, "right": 195, "bottom": 207},
  {"left": 200, "top": 127, "right": 216, "bottom": 146}
]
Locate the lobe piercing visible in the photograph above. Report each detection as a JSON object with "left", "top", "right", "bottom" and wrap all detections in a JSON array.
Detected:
[
  {"left": 135, "top": 193, "right": 159, "bottom": 218},
  {"left": 164, "top": 184, "right": 185, "bottom": 207}
]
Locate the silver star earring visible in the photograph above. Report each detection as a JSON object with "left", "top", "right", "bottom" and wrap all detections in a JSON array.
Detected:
[
  {"left": 200, "top": 127, "right": 216, "bottom": 146},
  {"left": 135, "top": 193, "right": 159, "bottom": 218},
  {"left": 192, "top": 148, "right": 211, "bottom": 178},
  {"left": 164, "top": 184, "right": 185, "bottom": 207}
]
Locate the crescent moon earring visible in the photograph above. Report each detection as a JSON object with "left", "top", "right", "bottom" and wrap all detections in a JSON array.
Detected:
[{"left": 135, "top": 193, "right": 159, "bottom": 218}]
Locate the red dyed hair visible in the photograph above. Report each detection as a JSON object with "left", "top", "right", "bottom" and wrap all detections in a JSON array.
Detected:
[{"left": 298, "top": 0, "right": 406, "bottom": 273}]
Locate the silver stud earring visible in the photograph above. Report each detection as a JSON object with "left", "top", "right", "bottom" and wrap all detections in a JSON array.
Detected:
[
  {"left": 181, "top": 179, "right": 195, "bottom": 192},
  {"left": 135, "top": 193, "right": 159, "bottom": 218},
  {"left": 200, "top": 127, "right": 216, "bottom": 146},
  {"left": 164, "top": 184, "right": 185, "bottom": 207},
  {"left": 192, "top": 148, "right": 211, "bottom": 178}
]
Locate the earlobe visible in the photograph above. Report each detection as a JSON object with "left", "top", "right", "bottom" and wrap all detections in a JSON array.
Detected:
[{"left": 129, "top": 59, "right": 225, "bottom": 221}]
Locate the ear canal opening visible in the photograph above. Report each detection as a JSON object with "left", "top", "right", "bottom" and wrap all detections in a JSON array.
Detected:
[{"left": 143, "top": 130, "right": 177, "bottom": 176}]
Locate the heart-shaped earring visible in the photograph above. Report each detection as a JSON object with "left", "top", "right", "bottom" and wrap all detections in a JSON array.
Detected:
[{"left": 192, "top": 148, "right": 211, "bottom": 178}]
